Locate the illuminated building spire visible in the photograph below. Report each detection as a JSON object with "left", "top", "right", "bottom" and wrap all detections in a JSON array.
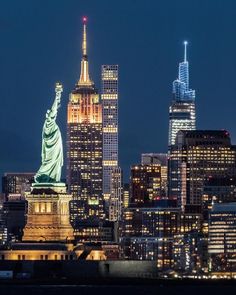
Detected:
[
  {"left": 178, "top": 40, "right": 189, "bottom": 91},
  {"left": 82, "top": 17, "right": 87, "bottom": 57},
  {"left": 184, "top": 40, "right": 188, "bottom": 63},
  {"left": 78, "top": 16, "right": 93, "bottom": 86},
  {"left": 168, "top": 41, "right": 196, "bottom": 148}
]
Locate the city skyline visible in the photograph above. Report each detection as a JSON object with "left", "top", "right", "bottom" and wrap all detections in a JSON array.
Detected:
[
  {"left": 2, "top": 1, "right": 236, "bottom": 283},
  {"left": 1, "top": 0, "right": 236, "bottom": 181}
]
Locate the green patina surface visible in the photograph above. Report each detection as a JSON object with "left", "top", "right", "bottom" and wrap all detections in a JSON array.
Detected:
[{"left": 34, "top": 83, "right": 64, "bottom": 184}]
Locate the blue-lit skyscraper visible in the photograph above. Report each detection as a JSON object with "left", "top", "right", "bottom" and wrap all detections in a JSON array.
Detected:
[{"left": 168, "top": 42, "right": 196, "bottom": 147}]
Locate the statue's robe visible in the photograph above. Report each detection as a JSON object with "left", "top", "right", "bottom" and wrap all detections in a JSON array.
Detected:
[{"left": 35, "top": 95, "right": 63, "bottom": 183}]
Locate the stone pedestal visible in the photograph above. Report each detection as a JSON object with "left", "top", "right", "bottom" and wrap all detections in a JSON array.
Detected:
[{"left": 23, "top": 183, "right": 74, "bottom": 242}]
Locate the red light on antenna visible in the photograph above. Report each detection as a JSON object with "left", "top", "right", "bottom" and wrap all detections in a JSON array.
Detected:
[{"left": 83, "top": 16, "right": 87, "bottom": 23}]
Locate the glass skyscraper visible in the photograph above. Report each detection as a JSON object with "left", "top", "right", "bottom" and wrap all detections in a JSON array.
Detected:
[{"left": 168, "top": 41, "right": 196, "bottom": 148}]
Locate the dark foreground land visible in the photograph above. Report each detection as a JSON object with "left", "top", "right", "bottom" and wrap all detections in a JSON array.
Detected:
[{"left": 1, "top": 279, "right": 236, "bottom": 295}]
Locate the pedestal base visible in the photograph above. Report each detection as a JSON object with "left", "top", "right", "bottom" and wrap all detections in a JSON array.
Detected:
[{"left": 23, "top": 184, "right": 74, "bottom": 242}]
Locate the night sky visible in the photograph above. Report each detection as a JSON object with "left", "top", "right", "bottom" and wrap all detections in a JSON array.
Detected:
[{"left": 1, "top": 0, "right": 236, "bottom": 182}]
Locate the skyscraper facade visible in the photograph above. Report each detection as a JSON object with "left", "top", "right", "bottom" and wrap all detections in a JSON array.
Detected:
[
  {"left": 208, "top": 203, "right": 236, "bottom": 272},
  {"left": 120, "top": 206, "right": 181, "bottom": 269},
  {"left": 141, "top": 153, "right": 168, "bottom": 198},
  {"left": 67, "top": 18, "right": 104, "bottom": 231},
  {"left": 168, "top": 42, "right": 196, "bottom": 148},
  {"left": 109, "top": 167, "right": 122, "bottom": 222},
  {"left": 2, "top": 173, "right": 34, "bottom": 199},
  {"left": 101, "top": 65, "right": 119, "bottom": 205},
  {"left": 169, "top": 130, "right": 236, "bottom": 208},
  {"left": 130, "top": 163, "right": 164, "bottom": 207}
]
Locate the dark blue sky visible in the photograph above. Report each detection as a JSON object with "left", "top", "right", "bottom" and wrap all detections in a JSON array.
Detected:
[{"left": 1, "top": 0, "right": 236, "bottom": 181}]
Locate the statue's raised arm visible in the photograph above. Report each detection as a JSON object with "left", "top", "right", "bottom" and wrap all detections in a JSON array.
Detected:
[
  {"left": 45, "top": 83, "right": 63, "bottom": 124},
  {"left": 34, "top": 83, "right": 64, "bottom": 184}
]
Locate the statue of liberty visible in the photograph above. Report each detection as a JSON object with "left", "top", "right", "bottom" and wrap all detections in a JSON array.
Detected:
[{"left": 34, "top": 83, "right": 63, "bottom": 183}]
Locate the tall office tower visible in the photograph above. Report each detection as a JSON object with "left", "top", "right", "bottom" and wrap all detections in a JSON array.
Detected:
[
  {"left": 120, "top": 206, "right": 180, "bottom": 269},
  {"left": 67, "top": 18, "right": 104, "bottom": 232},
  {"left": 120, "top": 202, "right": 203, "bottom": 270},
  {"left": 168, "top": 42, "right": 196, "bottom": 148},
  {"left": 130, "top": 163, "right": 166, "bottom": 207},
  {"left": 101, "top": 65, "right": 118, "bottom": 205},
  {"left": 2, "top": 173, "right": 34, "bottom": 199},
  {"left": 202, "top": 177, "right": 236, "bottom": 247},
  {"left": 208, "top": 203, "right": 236, "bottom": 272},
  {"left": 169, "top": 130, "right": 236, "bottom": 209},
  {"left": 141, "top": 153, "right": 168, "bottom": 198}
]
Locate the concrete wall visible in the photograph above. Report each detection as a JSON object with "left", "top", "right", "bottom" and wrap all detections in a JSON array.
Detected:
[
  {"left": 99, "top": 261, "right": 158, "bottom": 278},
  {"left": 0, "top": 260, "right": 158, "bottom": 279}
]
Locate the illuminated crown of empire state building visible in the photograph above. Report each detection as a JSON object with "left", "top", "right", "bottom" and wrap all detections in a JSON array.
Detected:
[
  {"left": 67, "top": 17, "right": 104, "bottom": 233},
  {"left": 168, "top": 42, "right": 196, "bottom": 148}
]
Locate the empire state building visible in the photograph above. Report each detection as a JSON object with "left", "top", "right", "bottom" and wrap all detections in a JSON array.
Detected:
[{"left": 67, "top": 17, "right": 104, "bottom": 237}]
